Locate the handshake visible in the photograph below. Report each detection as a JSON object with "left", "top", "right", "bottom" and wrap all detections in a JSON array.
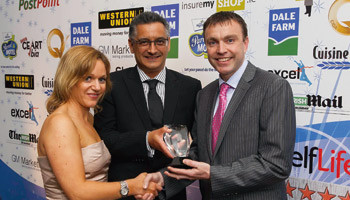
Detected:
[{"left": 130, "top": 172, "right": 164, "bottom": 200}]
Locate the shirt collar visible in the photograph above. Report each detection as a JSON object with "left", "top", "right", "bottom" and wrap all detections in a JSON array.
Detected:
[
  {"left": 137, "top": 66, "right": 166, "bottom": 84},
  {"left": 218, "top": 59, "right": 248, "bottom": 88}
]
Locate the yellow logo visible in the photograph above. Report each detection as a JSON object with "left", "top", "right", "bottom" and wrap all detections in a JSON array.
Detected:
[
  {"left": 328, "top": 0, "right": 350, "bottom": 35},
  {"left": 217, "top": 0, "right": 245, "bottom": 11},
  {"left": 47, "top": 29, "right": 69, "bottom": 58}
]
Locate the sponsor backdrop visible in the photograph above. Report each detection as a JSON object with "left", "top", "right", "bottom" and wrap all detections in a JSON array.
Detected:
[{"left": 1, "top": 0, "right": 349, "bottom": 199}]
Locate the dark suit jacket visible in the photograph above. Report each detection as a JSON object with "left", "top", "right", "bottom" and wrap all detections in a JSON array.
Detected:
[
  {"left": 94, "top": 66, "right": 201, "bottom": 199},
  {"left": 165, "top": 62, "right": 296, "bottom": 200}
]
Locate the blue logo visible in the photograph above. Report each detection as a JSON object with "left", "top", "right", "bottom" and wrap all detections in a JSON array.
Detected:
[
  {"left": 293, "top": 60, "right": 312, "bottom": 86},
  {"left": 268, "top": 8, "right": 300, "bottom": 56},
  {"left": 151, "top": 4, "right": 179, "bottom": 58},
  {"left": 27, "top": 101, "right": 38, "bottom": 126},
  {"left": 2, "top": 34, "right": 18, "bottom": 60},
  {"left": 189, "top": 32, "right": 207, "bottom": 58},
  {"left": 71, "top": 22, "right": 92, "bottom": 46}
]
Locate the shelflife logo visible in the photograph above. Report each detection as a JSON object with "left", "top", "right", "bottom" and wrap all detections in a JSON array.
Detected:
[
  {"left": 152, "top": 4, "right": 179, "bottom": 58},
  {"left": 98, "top": 7, "right": 144, "bottom": 29},
  {"left": 2, "top": 33, "right": 18, "bottom": 60},
  {"left": 71, "top": 22, "right": 91, "bottom": 47},
  {"left": 268, "top": 8, "right": 300, "bottom": 56},
  {"left": 47, "top": 28, "right": 68, "bottom": 58},
  {"left": 217, "top": 0, "right": 245, "bottom": 11},
  {"left": 18, "top": 0, "right": 60, "bottom": 11},
  {"left": 5, "top": 74, "right": 34, "bottom": 90},
  {"left": 11, "top": 101, "right": 39, "bottom": 126},
  {"left": 20, "top": 37, "right": 43, "bottom": 57},
  {"left": 328, "top": 0, "right": 350, "bottom": 36},
  {"left": 291, "top": 121, "right": 350, "bottom": 186}
]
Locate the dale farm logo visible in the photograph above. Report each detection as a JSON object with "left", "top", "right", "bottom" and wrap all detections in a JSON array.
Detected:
[
  {"left": 217, "top": 0, "right": 245, "bottom": 11},
  {"left": 151, "top": 4, "right": 179, "bottom": 58},
  {"left": 71, "top": 22, "right": 91, "bottom": 47},
  {"left": 2, "top": 34, "right": 18, "bottom": 60},
  {"left": 328, "top": 0, "right": 350, "bottom": 35},
  {"left": 268, "top": 8, "right": 300, "bottom": 56}
]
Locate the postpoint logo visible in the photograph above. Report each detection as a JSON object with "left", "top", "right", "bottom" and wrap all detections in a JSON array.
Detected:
[
  {"left": 268, "top": 8, "right": 300, "bottom": 56},
  {"left": 151, "top": 4, "right": 179, "bottom": 59},
  {"left": 18, "top": 0, "right": 60, "bottom": 11},
  {"left": 47, "top": 28, "right": 68, "bottom": 58},
  {"left": 98, "top": 7, "right": 144, "bottom": 29},
  {"left": 328, "top": 0, "right": 350, "bottom": 36},
  {"left": 2, "top": 33, "right": 18, "bottom": 60},
  {"left": 217, "top": 0, "right": 245, "bottom": 11},
  {"left": 71, "top": 22, "right": 91, "bottom": 47}
]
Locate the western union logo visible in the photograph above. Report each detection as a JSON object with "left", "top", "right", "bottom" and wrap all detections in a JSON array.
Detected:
[
  {"left": 5, "top": 74, "right": 34, "bottom": 89},
  {"left": 99, "top": 7, "right": 144, "bottom": 29}
]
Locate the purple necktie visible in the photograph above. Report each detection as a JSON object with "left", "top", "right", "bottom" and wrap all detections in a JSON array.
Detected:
[{"left": 212, "top": 83, "right": 230, "bottom": 154}]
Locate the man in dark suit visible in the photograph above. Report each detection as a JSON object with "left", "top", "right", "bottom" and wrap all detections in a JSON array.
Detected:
[
  {"left": 94, "top": 12, "right": 201, "bottom": 199},
  {"left": 144, "top": 11, "right": 296, "bottom": 200}
]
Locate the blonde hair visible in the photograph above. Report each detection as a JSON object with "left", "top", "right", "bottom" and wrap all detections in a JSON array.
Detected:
[{"left": 46, "top": 45, "right": 111, "bottom": 114}]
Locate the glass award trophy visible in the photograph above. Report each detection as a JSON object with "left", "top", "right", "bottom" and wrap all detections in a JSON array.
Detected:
[{"left": 163, "top": 124, "right": 191, "bottom": 168}]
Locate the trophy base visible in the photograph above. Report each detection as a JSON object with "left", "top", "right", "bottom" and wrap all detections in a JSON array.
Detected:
[{"left": 169, "top": 157, "right": 192, "bottom": 169}]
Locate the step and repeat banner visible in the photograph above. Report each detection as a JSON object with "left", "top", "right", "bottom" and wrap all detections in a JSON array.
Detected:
[{"left": 1, "top": 0, "right": 349, "bottom": 199}]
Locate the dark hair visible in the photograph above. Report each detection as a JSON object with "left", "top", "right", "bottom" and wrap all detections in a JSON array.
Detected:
[
  {"left": 203, "top": 11, "right": 248, "bottom": 40},
  {"left": 129, "top": 11, "right": 170, "bottom": 39}
]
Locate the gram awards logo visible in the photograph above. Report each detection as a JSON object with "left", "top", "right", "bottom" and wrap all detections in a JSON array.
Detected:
[
  {"left": 268, "top": 8, "right": 300, "bottom": 56},
  {"left": 328, "top": 0, "right": 350, "bottom": 35}
]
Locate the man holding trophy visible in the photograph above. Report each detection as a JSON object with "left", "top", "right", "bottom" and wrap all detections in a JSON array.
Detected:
[
  {"left": 143, "top": 11, "right": 296, "bottom": 200},
  {"left": 94, "top": 12, "right": 201, "bottom": 200}
]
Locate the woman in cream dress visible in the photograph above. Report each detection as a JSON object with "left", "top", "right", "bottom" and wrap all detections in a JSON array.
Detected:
[{"left": 37, "top": 46, "right": 161, "bottom": 200}]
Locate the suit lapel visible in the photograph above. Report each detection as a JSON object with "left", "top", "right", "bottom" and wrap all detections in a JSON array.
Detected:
[
  {"left": 163, "top": 69, "right": 180, "bottom": 124},
  {"left": 123, "top": 66, "right": 153, "bottom": 130},
  {"left": 213, "top": 62, "right": 256, "bottom": 157},
  {"left": 205, "top": 80, "right": 219, "bottom": 161}
]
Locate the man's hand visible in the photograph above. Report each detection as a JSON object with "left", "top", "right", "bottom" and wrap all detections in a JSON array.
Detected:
[
  {"left": 148, "top": 126, "right": 174, "bottom": 158},
  {"left": 135, "top": 172, "right": 164, "bottom": 200},
  {"left": 165, "top": 159, "right": 210, "bottom": 180}
]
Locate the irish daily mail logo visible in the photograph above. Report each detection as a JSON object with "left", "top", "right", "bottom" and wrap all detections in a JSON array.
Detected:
[
  {"left": 71, "top": 22, "right": 91, "bottom": 47},
  {"left": 217, "top": 0, "right": 245, "bottom": 11},
  {"left": 98, "top": 7, "right": 144, "bottom": 29},
  {"left": 268, "top": 8, "right": 300, "bottom": 56},
  {"left": 5, "top": 74, "right": 34, "bottom": 90},
  {"left": 151, "top": 4, "right": 179, "bottom": 58}
]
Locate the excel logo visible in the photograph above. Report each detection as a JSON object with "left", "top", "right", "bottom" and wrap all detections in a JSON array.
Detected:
[
  {"left": 268, "top": 8, "right": 300, "bottom": 56},
  {"left": 217, "top": 0, "right": 245, "bottom": 11}
]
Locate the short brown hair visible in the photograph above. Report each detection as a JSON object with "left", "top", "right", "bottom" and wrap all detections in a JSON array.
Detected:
[
  {"left": 203, "top": 11, "right": 248, "bottom": 40},
  {"left": 46, "top": 45, "right": 111, "bottom": 114}
]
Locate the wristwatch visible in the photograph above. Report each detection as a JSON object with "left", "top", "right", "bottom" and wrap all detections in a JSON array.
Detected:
[{"left": 120, "top": 181, "right": 129, "bottom": 198}]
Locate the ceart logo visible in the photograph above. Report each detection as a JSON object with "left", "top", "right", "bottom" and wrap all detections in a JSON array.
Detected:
[
  {"left": 328, "top": 0, "right": 350, "bottom": 35},
  {"left": 47, "top": 28, "right": 68, "bottom": 58}
]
